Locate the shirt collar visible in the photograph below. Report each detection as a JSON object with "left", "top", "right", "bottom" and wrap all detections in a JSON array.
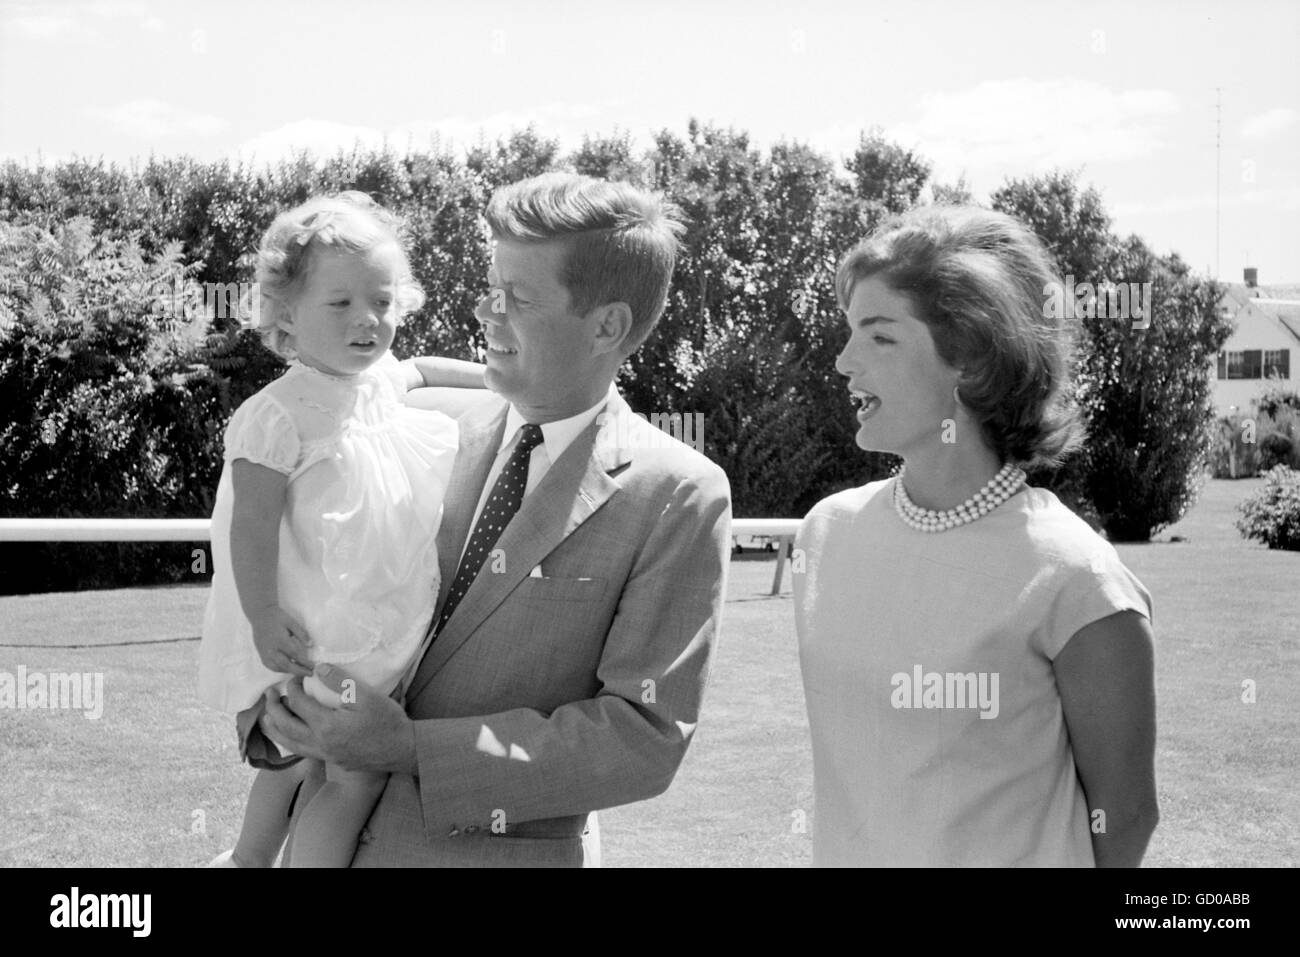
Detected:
[{"left": 500, "top": 383, "right": 618, "bottom": 462}]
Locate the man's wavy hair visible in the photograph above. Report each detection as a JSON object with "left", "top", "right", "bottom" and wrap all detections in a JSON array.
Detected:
[
  {"left": 834, "top": 205, "right": 1084, "bottom": 469},
  {"left": 254, "top": 191, "right": 425, "bottom": 359},
  {"left": 484, "top": 172, "right": 686, "bottom": 354}
]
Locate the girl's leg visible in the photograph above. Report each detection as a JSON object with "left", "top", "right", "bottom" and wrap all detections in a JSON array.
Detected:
[
  {"left": 230, "top": 762, "right": 308, "bottom": 868},
  {"left": 287, "top": 764, "right": 388, "bottom": 868},
  {"left": 278, "top": 758, "right": 326, "bottom": 868}
]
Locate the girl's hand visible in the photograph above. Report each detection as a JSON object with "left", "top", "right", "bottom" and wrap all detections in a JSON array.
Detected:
[{"left": 249, "top": 606, "right": 315, "bottom": 677}]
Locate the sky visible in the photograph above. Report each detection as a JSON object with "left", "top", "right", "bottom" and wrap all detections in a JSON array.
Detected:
[{"left": 1, "top": 0, "right": 1297, "bottom": 283}]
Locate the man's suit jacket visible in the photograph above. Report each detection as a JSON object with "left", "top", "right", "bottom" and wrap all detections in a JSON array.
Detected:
[{"left": 351, "top": 387, "right": 732, "bottom": 867}]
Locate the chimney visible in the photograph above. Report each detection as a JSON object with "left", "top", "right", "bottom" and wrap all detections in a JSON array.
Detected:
[{"left": 1244, "top": 267, "right": 1258, "bottom": 288}]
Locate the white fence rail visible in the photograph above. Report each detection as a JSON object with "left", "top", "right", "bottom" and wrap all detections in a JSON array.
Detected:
[
  {"left": 0, "top": 519, "right": 214, "bottom": 542},
  {"left": 0, "top": 517, "right": 803, "bottom": 594}
]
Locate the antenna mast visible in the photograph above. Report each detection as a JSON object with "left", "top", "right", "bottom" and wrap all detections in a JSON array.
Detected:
[{"left": 1215, "top": 87, "right": 1222, "bottom": 280}]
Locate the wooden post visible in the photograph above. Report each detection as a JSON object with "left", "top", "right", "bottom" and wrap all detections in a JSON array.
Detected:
[{"left": 769, "top": 534, "right": 795, "bottom": 595}]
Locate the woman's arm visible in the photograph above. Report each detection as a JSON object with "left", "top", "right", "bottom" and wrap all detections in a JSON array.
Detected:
[
  {"left": 399, "top": 356, "right": 487, "bottom": 390},
  {"left": 1054, "top": 609, "right": 1159, "bottom": 867},
  {"left": 230, "top": 459, "right": 313, "bottom": 677}
]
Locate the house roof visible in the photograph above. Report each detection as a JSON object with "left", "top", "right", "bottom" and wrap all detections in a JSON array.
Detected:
[
  {"left": 1221, "top": 281, "right": 1300, "bottom": 305},
  {"left": 1248, "top": 299, "right": 1300, "bottom": 344},
  {"left": 1257, "top": 284, "right": 1300, "bottom": 301}
]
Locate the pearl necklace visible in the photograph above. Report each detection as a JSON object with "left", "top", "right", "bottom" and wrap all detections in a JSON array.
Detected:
[{"left": 892, "top": 463, "right": 1026, "bottom": 533}]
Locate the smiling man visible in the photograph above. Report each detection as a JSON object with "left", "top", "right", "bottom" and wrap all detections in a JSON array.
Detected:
[{"left": 257, "top": 172, "right": 732, "bottom": 867}]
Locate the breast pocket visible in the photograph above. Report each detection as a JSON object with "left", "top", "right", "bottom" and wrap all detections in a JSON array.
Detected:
[{"left": 512, "top": 576, "right": 607, "bottom": 602}]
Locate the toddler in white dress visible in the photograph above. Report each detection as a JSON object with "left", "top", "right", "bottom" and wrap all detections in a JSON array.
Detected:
[{"left": 198, "top": 192, "right": 483, "bottom": 867}]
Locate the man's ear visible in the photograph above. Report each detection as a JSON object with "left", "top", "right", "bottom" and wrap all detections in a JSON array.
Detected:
[{"left": 590, "top": 301, "right": 634, "bottom": 358}]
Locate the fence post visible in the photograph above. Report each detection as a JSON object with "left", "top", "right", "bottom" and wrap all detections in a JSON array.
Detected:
[{"left": 769, "top": 534, "right": 795, "bottom": 596}]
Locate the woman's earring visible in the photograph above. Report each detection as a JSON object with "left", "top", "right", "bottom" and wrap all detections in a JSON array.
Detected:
[{"left": 953, "top": 385, "right": 962, "bottom": 407}]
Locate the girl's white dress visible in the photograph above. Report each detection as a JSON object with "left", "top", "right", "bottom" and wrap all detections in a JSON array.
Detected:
[{"left": 198, "top": 352, "right": 458, "bottom": 714}]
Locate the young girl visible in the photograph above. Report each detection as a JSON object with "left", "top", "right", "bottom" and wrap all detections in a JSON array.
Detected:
[{"left": 198, "top": 191, "right": 485, "bottom": 867}]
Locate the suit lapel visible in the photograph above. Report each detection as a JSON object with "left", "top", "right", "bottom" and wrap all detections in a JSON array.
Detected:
[
  {"left": 435, "top": 398, "right": 508, "bottom": 610},
  {"left": 400, "top": 397, "right": 505, "bottom": 701},
  {"left": 406, "top": 391, "right": 636, "bottom": 702}
]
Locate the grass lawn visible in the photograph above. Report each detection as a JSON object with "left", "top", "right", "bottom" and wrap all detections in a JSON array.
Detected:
[{"left": 0, "top": 478, "right": 1295, "bottom": 867}]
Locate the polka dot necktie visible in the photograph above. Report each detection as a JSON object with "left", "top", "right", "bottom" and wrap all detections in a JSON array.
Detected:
[{"left": 431, "top": 423, "right": 544, "bottom": 640}]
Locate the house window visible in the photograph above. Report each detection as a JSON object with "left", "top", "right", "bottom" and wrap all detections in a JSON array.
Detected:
[
  {"left": 1264, "top": 349, "right": 1290, "bottom": 379},
  {"left": 1224, "top": 350, "right": 1263, "bottom": 379}
]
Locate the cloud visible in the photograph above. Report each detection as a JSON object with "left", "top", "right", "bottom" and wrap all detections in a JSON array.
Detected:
[
  {"left": 0, "top": 149, "right": 73, "bottom": 167},
  {"left": 3, "top": 5, "right": 76, "bottom": 36},
  {"left": 232, "top": 119, "right": 390, "bottom": 165},
  {"left": 1112, "top": 185, "right": 1300, "bottom": 217},
  {"left": 1241, "top": 108, "right": 1297, "bottom": 142},
  {"left": 231, "top": 102, "right": 629, "bottom": 167},
  {"left": 2, "top": 0, "right": 159, "bottom": 38},
  {"left": 1244, "top": 184, "right": 1300, "bottom": 212},
  {"left": 85, "top": 0, "right": 149, "bottom": 17},
  {"left": 90, "top": 99, "right": 230, "bottom": 138},
  {"left": 810, "top": 78, "right": 1180, "bottom": 188},
  {"left": 1111, "top": 192, "right": 1218, "bottom": 217}
]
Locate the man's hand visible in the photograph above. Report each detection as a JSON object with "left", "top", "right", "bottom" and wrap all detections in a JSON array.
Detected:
[{"left": 260, "top": 664, "right": 418, "bottom": 776}]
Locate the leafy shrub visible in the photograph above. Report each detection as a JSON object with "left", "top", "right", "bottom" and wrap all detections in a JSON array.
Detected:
[
  {"left": 0, "top": 217, "right": 225, "bottom": 593},
  {"left": 1257, "top": 402, "right": 1300, "bottom": 471},
  {"left": 1235, "top": 466, "right": 1300, "bottom": 550},
  {"left": 1253, "top": 383, "right": 1300, "bottom": 419},
  {"left": 1212, "top": 401, "right": 1300, "bottom": 477},
  {"left": 1210, "top": 413, "right": 1263, "bottom": 478},
  {"left": 1260, "top": 431, "right": 1296, "bottom": 471}
]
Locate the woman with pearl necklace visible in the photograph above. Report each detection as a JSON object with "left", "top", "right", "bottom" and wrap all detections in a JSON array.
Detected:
[{"left": 794, "top": 205, "right": 1159, "bottom": 867}]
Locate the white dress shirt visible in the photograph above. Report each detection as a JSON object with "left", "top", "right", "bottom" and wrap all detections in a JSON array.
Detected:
[{"left": 459, "top": 384, "right": 617, "bottom": 565}]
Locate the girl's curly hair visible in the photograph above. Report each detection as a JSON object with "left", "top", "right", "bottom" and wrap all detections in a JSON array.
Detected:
[{"left": 253, "top": 191, "right": 426, "bottom": 359}]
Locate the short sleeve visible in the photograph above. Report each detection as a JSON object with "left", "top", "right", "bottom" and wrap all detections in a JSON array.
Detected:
[
  {"left": 373, "top": 350, "right": 409, "bottom": 397},
  {"left": 223, "top": 392, "right": 301, "bottom": 475},
  {"left": 1041, "top": 543, "right": 1153, "bottom": 660}
]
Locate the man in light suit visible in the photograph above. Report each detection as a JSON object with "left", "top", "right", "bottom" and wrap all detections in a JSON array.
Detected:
[{"left": 259, "top": 172, "right": 732, "bottom": 866}]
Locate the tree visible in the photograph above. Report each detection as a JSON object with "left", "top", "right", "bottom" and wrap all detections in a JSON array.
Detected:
[
  {"left": 465, "top": 125, "right": 563, "bottom": 190},
  {"left": 991, "top": 170, "right": 1113, "bottom": 281},
  {"left": 845, "top": 129, "right": 931, "bottom": 214},
  {"left": 1073, "top": 240, "right": 1232, "bottom": 539},
  {"left": 993, "top": 173, "right": 1232, "bottom": 540},
  {"left": 930, "top": 175, "right": 974, "bottom": 205},
  {"left": 569, "top": 130, "right": 648, "bottom": 185}
]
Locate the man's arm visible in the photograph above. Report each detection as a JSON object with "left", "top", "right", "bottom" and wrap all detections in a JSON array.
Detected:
[{"left": 408, "top": 464, "right": 732, "bottom": 837}]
